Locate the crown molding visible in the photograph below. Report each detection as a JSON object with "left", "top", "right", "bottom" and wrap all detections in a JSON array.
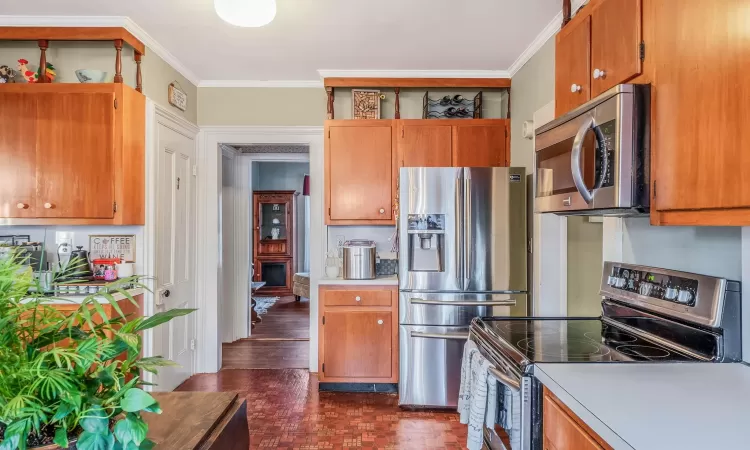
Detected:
[
  {"left": 0, "top": 15, "right": 201, "bottom": 86},
  {"left": 198, "top": 79, "right": 323, "bottom": 88},
  {"left": 317, "top": 69, "right": 511, "bottom": 79},
  {"left": 507, "top": 0, "right": 588, "bottom": 77},
  {"left": 122, "top": 17, "right": 201, "bottom": 86}
]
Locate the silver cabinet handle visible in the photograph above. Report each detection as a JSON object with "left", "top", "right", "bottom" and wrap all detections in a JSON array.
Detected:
[
  {"left": 570, "top": 115, "right": 606, "bottom": 205},
  {"left": 16, "top": 203, "right": 27, "bottom": 209},
  {"left": 44, "top": 202, "right": 53, "bottom": 209},
  {"left": 570, "top": 83, "right": 582, "bottom": 93},
  {"left": 593, "top": 68, "right": 606, "bottom": 79},
  {"left": 355, "top": 296, "right": 361, "bottom": 302},
  {"left": 409, "top": 298, "right": 515, "bottom": 306},
  {"left": 410, "top": 331, "right": 469, "bottom": 340},
  {"left": 377, "top": 319, "right": 383, "bottom": 325},
  {"left": 379, "top": 208, "right": 385, "bottom": 214},
  {"left": 489, "top": 366, "right": 521, "bottom": 392}
]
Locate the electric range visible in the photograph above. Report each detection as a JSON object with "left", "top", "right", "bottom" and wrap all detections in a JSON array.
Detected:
[{"left": 469, "top": 261, "right": 741, "bottom": 450}]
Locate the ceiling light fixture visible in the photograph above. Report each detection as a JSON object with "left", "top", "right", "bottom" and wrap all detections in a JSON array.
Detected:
[{"left": 214, "top": 0, "right": 277, "bottom": 27}]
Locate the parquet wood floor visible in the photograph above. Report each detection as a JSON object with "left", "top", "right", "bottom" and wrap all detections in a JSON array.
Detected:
[{"left": 177, "top": 369, "right": 467, "bottom": 450}]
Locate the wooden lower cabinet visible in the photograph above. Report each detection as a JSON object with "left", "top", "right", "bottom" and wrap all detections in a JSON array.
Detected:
[
  {"left": 318, "top": 285, "right": 398, "bottom": 383},
  {"left": 543, "top": 388, "right": 612, "bottom": 450},
  {"left": 254, "top": 257, "right": 294, "bottom": 296}
]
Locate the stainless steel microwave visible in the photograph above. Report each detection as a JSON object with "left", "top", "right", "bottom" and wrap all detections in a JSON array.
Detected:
[{"left": 534, "top": 84, "right": 650, "bottom": 216}]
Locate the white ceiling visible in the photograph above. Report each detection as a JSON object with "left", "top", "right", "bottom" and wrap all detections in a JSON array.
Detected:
[{"left": 0, "top": 0, "right": 564, "bottom": 85}]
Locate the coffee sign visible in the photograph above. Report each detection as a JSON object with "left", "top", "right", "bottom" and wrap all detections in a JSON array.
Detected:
[{"left": 89, "top": 235, "right": 135, "bottom": 262}]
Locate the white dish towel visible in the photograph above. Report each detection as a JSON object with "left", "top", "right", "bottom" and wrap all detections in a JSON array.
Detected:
[{"left": 458, "top": 340, "right": 497, "bottom": 450}]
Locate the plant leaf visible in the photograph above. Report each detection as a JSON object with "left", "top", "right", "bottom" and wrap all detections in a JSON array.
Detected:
[
  {"left": 113, "top": 413, "right": 148, "bottom": 446},
  {"left": 5, "top": 419, "right": 29, "bottom": 450},
  {"left": 133, "top": 309, "right": 196, "bottom": 332},
  {"left": 139, "top": 439, "right": 156, "bottom": 450},
  {"left": 143, "top": 401, "right": 162, "bottom": 414},
  {"left": 77, "top": 431, "right": 115, "bottom": 450},
  {"left": 134, "top": 356, "right": 179, "bottom": 374},
  {"left": 0, "top": 435, "right": 20, "bottom": 450},
  {"left": 120, "top": 388, "right": 157, "bottom": 413},
  {"left": 81, "top": 406, "right": 109, "bottom": 434},
  {"left": 54, "top": 427, "right": 70, "bottom": 448}
]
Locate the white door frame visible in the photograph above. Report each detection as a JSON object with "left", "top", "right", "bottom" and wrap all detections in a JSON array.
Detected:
[
  {"left": 143, "top": 100, "right": 200, "bottom": 386},
  {"left": 531, "top": 101, "right": 569, "bottom": 317},
  {"left": 196, "top": 126, "right": 324, "bottom": 373},
  {"left": 244, "top": 152, "right": 311, "bottom": 337}
]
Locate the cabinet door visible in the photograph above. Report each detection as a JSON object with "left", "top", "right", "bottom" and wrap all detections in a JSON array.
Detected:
[
  {"left": 327, "top": 124, "right": 393, "bottom": 222},
  {"left": 0, "top": 93, "right": 37, "bottom": 218},
  {"left": 323, "top": 310, "right": 392, "bottom": 379},
  {"left": 399, "top": 123, "right": 452, "bottom": 167},
  {"left": 555, "top": 15, "right": 591, "bottom": 117},
  {"left": 590, "top": 0, "right": 642, "bottom": 97},
  {"left": 544, "top": 392, "right": 610, "bottom": 450},
  {"left": 452, "top": 122, "right": 509, "bottom": 167},
  {"left": 36, "top": 93, "right": 116, "bottom": 218}
]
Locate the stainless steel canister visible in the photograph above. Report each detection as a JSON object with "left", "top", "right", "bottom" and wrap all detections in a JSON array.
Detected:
[{"left": 342, "top": 240, "right": 376, "bottom": 280}]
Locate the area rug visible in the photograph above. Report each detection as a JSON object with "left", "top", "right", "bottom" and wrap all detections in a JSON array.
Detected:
[{"left": 253, "top": 296, "right": 279, "bottom": 315}]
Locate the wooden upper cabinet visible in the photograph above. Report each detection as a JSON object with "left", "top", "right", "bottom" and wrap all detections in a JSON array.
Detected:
[
  {"left": 452, "top": 121, "right": 509, "bottom": 167},
  {"left": 326, "top": 121, "right": 394, "bottom": 224},
  {"left": 648, "top": 0, "right": 750, "bottom": 225},
  {"left": 590, "top": 0, "right": 642, "bottom": 97},
  {"left": 555, "top": 15, "right": 591, "bottom": 117},
  {"left": 398, "top": 122, "right": 452, "bottom": 167},
  {"left": 322, "top": 310, "right": 393, "bottom": 379},
  {"left": 0, "top": 93, "right": 37, "bottom": 218},
  {"left": 0, "top": 83, "right": 144, "bottom": 225},
  {"left": 36, "top": 92, "right": 115, "bottom": 219}
]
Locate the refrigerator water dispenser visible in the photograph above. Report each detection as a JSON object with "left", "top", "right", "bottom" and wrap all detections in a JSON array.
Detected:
[{"left": 407, "top": 214, "right": 444, "bottom": 272}]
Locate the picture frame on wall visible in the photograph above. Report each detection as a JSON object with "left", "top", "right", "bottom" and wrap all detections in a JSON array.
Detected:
[
  {"left": 352, "top": 89, "right": 382, "bottom": 119},
  {"left": 89, "top": 235, "right": 136, "bottom": 262}
]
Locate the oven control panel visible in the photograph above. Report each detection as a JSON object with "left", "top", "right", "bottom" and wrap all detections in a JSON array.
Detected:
[{"left": 607, "top": 266, "right": 698, "bottom": 306}]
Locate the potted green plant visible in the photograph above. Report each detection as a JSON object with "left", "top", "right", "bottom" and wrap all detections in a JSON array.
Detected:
[{"left": 0, "top": 250, "right": 194, "bottom": 450}]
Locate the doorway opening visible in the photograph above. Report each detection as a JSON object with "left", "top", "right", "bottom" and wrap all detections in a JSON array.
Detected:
[{"left": 219, "top": 147, "right": 311, "bottom": 369}]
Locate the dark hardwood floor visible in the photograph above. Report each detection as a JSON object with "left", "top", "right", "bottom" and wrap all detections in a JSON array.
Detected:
[
  {"left": 222, "top": 296, "right": 310, "bottom": 369},
  {"left": 177, "top": 369, "right": 467, "bottom": 449}
]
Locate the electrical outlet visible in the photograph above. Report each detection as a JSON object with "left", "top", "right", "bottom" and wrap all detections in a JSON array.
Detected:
[
  {"left": 336, "top": 235, "right": 346, "bottom": 248},
  {"left": 55, "top": 231, "right": 74, "bottom": 247}
]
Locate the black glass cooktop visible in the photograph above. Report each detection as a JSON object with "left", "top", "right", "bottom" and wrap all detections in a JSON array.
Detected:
[{"left": 480, "top": 318, "right": 695, "bottom": 365}]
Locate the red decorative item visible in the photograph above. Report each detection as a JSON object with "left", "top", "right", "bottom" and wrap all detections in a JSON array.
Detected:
[{"left": 92, "top": 258, "right": 121, "bottom": 280}]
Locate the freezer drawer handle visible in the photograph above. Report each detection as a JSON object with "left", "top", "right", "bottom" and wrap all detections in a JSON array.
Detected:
[
  {"left": 409, "top": 298, "right": 515, "bottom": 307},
  {"left": 489, "top": 366, "right": 521, "bottom": 392},
  {"left": 410, "top": 331, "right": 469, "bottom": 340}
]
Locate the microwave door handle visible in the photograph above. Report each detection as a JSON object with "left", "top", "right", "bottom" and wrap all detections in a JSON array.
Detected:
[
  {"left": 592, "top": 125, "right": 608, "bottom": 191},
  {"left": 571, "top": 116, "right": 595, "bottom": 204}
]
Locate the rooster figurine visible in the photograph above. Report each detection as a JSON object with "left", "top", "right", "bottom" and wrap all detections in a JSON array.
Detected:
[{"left": 17, "top": 59, "right": 56, "bottom": 83}]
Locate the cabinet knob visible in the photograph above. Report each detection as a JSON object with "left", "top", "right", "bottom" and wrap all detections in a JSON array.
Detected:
[
  {"left": 593, "top": 69, "right": 606, "bottom": 79},
  {"left": 570, "top": 83, "right": 582, "bottom": 93},
  {"left": 43, "top": 202, "right": 53, "bottom": 209},
  {"left": 16, "top": 203, "right": 28, "bottom": 209},
  {"left": 355, "top": 296, "right": 361, "bottom": 302},
  {"left": 379, "top": 208, "right": 385, "bottom": 214},
  {"left": 377, "top": 319, "right": 384, "bottom": 325}
]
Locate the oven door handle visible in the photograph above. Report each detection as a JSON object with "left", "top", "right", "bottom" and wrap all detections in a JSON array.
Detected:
[
  {"left": 410, "top": 331, "right": 469, "bottom": 340},
  {"left": 489, "top": 366, "right": 521, "bottom": 392},
  {"left": 571, "top": 115, "right": 607, "bottom": 205},
  {"left": 409, "top": 298, "right": 515, "bottom": 307}
]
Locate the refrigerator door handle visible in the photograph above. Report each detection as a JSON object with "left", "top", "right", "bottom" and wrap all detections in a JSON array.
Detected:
[
  {"left": 410, "top": 331, "right": 470, "bottom": 340},
  {"left": 463, "top": 178, "right": 472, "bottom": 290},
  {"left": 409, "top": 298, "right": 515, "bottom": 307},
  {"left": 455, "top": 176, "right": 463, "bottom": 288}
]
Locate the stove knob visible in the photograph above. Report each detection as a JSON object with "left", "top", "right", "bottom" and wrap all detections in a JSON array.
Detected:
[
  {"left": 639, "top": 282, "right": 653, "bottom": 296},
  {"left": 664, "top": 287, "right": 679, "bottom": 300},
  {"left": 677, "top": 290, "right": 693, "bottom": 304},
  {"left": 615, "top": 277, "right": 627, "bottom": 288},
  {"left": 607, "top": 276, "right": 618, "bottom": 286}
]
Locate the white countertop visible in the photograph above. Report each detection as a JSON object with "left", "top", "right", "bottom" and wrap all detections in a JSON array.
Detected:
[
  {"left": 318, "top": 275, "right": 398, "bottom": 286},
  {"left": 534, "top": 362, "right": 750, "bottom": 450},
  {"left": 33, "top": 288, "right": 146, "bottom": 305}
]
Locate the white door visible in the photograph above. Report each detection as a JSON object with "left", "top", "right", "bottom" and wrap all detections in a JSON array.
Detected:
[{"left": 153, "top": 122, "right": 197, "bottom": 391}]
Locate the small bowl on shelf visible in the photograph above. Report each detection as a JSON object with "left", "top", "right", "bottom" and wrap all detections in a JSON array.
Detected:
[{"left": 75, "top": 69, "right": 108, "bottom": 83}]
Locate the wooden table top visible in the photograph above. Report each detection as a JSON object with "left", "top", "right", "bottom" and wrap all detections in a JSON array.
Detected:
[{"left": 145, "top": 392, "right": 242, "bottom": 450}]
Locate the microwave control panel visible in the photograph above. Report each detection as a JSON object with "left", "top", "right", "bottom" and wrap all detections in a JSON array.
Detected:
[
  {"left": 607, "top": 266, "right": 699, "bottom": 307},
  {"left": 596, "top": 120, "right": 616, "bottom": 188}
]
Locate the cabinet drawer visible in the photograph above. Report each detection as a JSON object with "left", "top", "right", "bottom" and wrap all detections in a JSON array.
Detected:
[
  {"left": 324, "top": 289, "right": 392, "bottom": 307},
  {"left": 257, "top": 240, "right": 287, "bottom": 255}
]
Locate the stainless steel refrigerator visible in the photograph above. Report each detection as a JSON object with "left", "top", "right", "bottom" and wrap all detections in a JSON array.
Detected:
[{"left": 398, "top": 167, "right": 528, "bottom": 408}]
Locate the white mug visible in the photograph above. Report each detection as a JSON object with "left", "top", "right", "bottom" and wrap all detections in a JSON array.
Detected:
[{"left": 116, "top": 262, "right": 135, "bottom": 278}]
